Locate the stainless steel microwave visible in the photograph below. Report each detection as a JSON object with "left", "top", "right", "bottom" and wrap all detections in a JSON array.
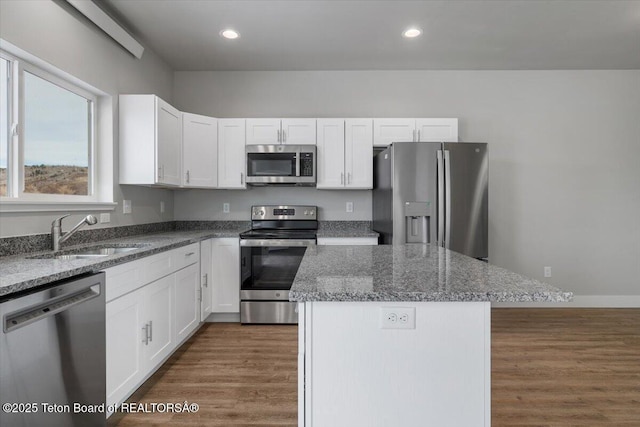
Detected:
[{"left": 245, "top": 145, "right": 316, "bottom": 185}]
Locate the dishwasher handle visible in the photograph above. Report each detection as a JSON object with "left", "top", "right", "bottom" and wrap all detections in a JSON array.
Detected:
[{"left": 3, "top": 283, "right": 101, "bottom": 333}]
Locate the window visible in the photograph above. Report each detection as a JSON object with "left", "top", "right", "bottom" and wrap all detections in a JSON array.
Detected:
[{"left": 1, "top": 49, "right": 97, "bottom": 202}]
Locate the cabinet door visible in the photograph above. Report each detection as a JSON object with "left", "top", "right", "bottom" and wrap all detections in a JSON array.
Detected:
[
  {"left": 282, "top": 119, "right": 316, "bottom": 145},
  {"left": 316, "top": 119, "right": 345, "bottom": 189},
  {"left": 106, "top": 286, "right": 145, "bottom": 408},
  {"left": 200, "top": 239, "right": 213, "bottom": 321},
  {"left": 156, "top": 97, "right": 182, "bottom": 186},
  {"left": 218, "top": 119, "right": 246, "bottom": 189},
  {"left": 144, "top": 275, "right": 174, "bottom": 370},
  {"left": 345, "top": 119, "right": 373, "bottom": 189},
  {"left": 373, "top": 118, "right": 416, "bottom": 147},
  {"left": 174, "top": 263, "right": 200, "bottom": 343},
  {"left": 246, "top": 118, "right": 281, "bottom": 144},
  {"left": 212, "top": 238, "right": 240, "bottom": 313},
  {"left": 416, "top": 118, "right": 458, "bottom": 142},
  {"left": 182, "top": 113, "right": 217, "bottom": 188}
]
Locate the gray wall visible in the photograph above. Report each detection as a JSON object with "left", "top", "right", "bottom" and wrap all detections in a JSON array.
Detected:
[
  {"left": 0, "top": 0, "right": 175, "bottom": 237},
  {"left": 173, "top": 70, "right": 640, "bottom": 299}
]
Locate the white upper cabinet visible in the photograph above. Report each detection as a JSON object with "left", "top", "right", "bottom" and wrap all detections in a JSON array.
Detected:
[
  {"left": 218, "top": 119, "right": 247, "bottom": 189},
  {"left": 373, "top": 118, "right": 458, "bottom": 147},
  {"left": 281, "top": 119, "right": 316, "bottom": 144},
  {"left": 120, "top": 94, "right": 182, "bottom": 186},
  {"left": 373, "top": 118, "right": 416, "bottom": 147},
  {"left": 415, "top": 118, "right": 458, "bottom": 142},
  {"left": 316, "top": 119, "right": 345, "bottom": 189},
  {"left": 345, "top": 119, "right": 373, "bottom": 189},
  {"left": 182, "top": 113, "right": 217, "bottom": 188},
  {"left": 316, "top": 119, "right": 373, "bottom": 190},
  {"left": 246, "top": 118, "right": 316, "bottom": 145}
]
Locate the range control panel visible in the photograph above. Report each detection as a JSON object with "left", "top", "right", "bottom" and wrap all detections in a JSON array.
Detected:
[{"left": 251, "top": 205, "right": 317, "bottom": 220}]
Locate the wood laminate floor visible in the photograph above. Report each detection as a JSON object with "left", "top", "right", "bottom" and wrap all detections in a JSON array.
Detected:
[{"left": 109, "top": 309, "right": 640, "bottom": 426}]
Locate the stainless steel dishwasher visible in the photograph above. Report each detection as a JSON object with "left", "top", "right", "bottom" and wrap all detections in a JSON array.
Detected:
[{"left": 0, "top": 272, "right": 106, "bottom": 427}]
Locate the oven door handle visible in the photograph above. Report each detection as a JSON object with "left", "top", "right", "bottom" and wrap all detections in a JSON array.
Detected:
[{"left": 240, "top": 239, "right": 316, "bottom": 247}]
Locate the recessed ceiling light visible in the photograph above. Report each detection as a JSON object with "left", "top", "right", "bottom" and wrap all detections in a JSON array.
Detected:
[
  {"left": 403, "top": 28, "right": 422, "bottom": 38},
  {"left": 221, "top": 29, "right": 240, "bottom": 40}
]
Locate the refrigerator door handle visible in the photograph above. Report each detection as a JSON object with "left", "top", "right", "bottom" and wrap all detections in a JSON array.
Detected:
[
  {"left": 437, "top": 150, "right": 445, "bottom": 246},
  {"left": 444, "top": 150, "right": 452, "bottom": 249}
]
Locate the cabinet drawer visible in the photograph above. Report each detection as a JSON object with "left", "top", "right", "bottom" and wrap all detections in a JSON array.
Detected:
[
  {"left": 104, "top": 259, "right": 146, "bottom": 302},
  {"left": 145, "top": 250, "right": 175, "bottom": 284},
  {"left": 172, "top": 243, "right": 200, "bottom": 271}
]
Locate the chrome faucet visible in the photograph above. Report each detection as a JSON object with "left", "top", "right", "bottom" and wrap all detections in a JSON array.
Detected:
[{"left": 51, "top": 214, "right": 98, "bottom": 251}]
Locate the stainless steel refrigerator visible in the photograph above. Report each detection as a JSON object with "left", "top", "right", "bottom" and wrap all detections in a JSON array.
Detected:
[{"left": 373, "top": 142, "right": 488, "bottom": 259}]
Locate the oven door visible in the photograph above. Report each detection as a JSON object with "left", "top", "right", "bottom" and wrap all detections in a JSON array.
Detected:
[{"left": 240, "top": 239, "right": 314, "bottom": 300}]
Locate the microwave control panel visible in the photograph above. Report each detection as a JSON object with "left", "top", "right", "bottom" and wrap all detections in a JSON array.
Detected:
[{"left": 300, "top": 153, "right": 314, "bottom": 177}]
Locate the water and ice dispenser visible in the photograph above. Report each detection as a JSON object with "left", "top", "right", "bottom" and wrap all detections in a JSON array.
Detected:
[{"left": 404, "top": 201, "right": 431, "bottom": 243}]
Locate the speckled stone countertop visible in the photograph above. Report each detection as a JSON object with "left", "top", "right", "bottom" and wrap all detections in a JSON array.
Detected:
[
  {"left": 0, "top": 229, "right": 246, "bottom": 298},
  {"left": 316, "top": 221, "right": 379, "bottom": 238},
  {"left": 289, "top": 244, "right": 573, "bottom": 303}
]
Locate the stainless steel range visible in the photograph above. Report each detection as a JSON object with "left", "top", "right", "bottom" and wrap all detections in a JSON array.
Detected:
[{"left": 239, "top": 205, "right": 317, "bottom": 324}]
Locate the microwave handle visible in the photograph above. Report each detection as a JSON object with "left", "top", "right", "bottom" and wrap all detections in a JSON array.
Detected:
[{"left": 295, "top": 150, "right": 300, "bottom": 177}]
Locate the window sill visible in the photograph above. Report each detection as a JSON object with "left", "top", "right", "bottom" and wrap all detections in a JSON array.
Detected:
[{"left": 0, "top": 200, "right": 117, "bottom": 213}]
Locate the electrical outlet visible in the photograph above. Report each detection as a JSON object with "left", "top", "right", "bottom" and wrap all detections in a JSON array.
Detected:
[
  {"left": 380, "top": 307, "right": 416, "bottom": 329},
  {"left": 346, "top": 202, "right": 353, "bottom": 213},
  {"left": 544, "top": 266, "right": 552, "bottom": 278},
  {"left": 223, "top": 203, "right": 230, "bottom": 213},
  {"left": 99, "top": 213, "right": 111, "bottom": 224},
  {"left": 123, "top": 200, "right": 132, "bottom": 214},
  {"left": 160, "top": 201, "right": 165, "bottom": 213}
]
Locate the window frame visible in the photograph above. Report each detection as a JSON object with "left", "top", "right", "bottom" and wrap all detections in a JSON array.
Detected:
[{"left": 0, "top": 44, "right": 115, "bottom": 212}]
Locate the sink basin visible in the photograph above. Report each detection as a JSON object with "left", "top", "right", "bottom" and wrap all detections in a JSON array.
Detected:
[{"left": 29, "top": 245, "right": 146, "bottom": 260}]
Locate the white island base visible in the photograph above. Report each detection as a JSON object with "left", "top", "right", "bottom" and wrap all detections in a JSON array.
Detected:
[{"left": 298, "top": 301, "right": 491, "bottom": 427}]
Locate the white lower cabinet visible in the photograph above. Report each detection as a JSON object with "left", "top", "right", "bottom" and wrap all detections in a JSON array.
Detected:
[
  {"left": 144, "top": 275, "right": 175, "bottom": 369},
  {"left": 105, "top": 243, "right": 201, "bottom": 414},
  {"left": 211, "top": 237, "right": 240, "bottom": 313},
  {"left": 317, "top": 237, "right": 378, "bottom": 246},
  {"left": 105, "top": 286, "right": 146, "bottom": 411},
  {"left": 174, "top": 263, "right": 200, "bottom": 343},
  {"left": 200, "top": 239, "right": 213, "bottom": 321}
]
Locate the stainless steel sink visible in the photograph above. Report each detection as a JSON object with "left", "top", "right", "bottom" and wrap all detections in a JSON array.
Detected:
[{"left": 29, "top": 245, "right": 146, "bottom": 260}]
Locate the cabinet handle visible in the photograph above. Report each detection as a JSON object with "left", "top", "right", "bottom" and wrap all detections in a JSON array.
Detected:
[
  {"left": 203, "top": 273, "right": 208, "bottom": 287},
  {"left": 185, "top": 252, "right": 195, "bottom": 257},
  {"left": 277, "top": 129, "right": 281, "bottom": 143},
  {"left": 149, "top": 320, "right": 153, "bottom": 342},
  {"left": 341, "top": 172, "right": 344, "bottom": 185},
  {"left": 142, "top": 323, "right": 149, "bottom": 345},
  {"left": 240, "top": 172, "right": 244, "bottom": 185},
  {"left": 417, "top": 130, "right": 420, "bottom": 141},
  {"left": 282, "top": 130, "right": 286, "bottom": 143},
  {"left": 197, "top": 289, "right": 202, "bottom": 302},
  {"left": 186, "top": 170, "right": 190, "bottom": 183}
]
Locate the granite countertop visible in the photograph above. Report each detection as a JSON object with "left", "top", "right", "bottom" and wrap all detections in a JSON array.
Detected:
[
  {"left": 289, "top": 244, "right": 573, "bottom": 303},
  {"left": 0, "top": 228, "right": 246, "bottom": 298},
  {"left": 316, "top": 221, "right": 379, "bottom": 238}
]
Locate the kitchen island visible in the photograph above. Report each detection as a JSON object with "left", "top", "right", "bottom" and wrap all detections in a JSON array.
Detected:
[{"left": 290, "top": 244, "right": 572, "bottom": 427}]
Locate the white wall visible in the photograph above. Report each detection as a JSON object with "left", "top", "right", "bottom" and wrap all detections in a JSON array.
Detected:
[
  {"left": 174, "top": 187, "right": 371, "bottom": 221},
  {"left": 0, "top": 0, "right": 174, "bottom": 237},
  {"left": 173, "top": 70, "right": 640, "bottom": 299}
]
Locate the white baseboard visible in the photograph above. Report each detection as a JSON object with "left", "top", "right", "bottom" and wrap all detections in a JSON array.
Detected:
[
  {"left": 492, "top": 295, "right": 640, "bottom": 308},
  {"left": 205, "top": 312, "right": 240, "bottom": 322}
]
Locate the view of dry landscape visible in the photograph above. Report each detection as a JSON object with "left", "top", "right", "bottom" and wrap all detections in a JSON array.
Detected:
[{"left": 0, "top": 165, "right": 88, "bottom": 195}]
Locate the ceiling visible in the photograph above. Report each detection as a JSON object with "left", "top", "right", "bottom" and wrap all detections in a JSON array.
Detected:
[{"left": 103, "top": 0, "right": 640, "bottom": 71}]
